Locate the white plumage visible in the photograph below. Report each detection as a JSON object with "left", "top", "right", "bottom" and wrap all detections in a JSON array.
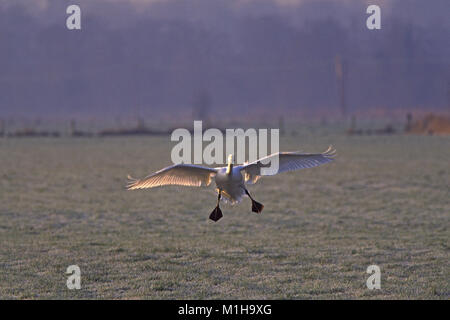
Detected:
[{"left": 127, "top": 146, "right": 336, "bottom": 221}]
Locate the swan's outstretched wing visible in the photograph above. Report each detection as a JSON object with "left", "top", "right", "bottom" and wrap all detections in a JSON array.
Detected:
[
  {"left": 240, "top": 146, "right": 336, "bottom": 184},
  {"left": 127, "top": 164, "right": 217, "bottom": 190}
]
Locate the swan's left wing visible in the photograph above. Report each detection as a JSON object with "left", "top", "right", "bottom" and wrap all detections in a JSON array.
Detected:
[{"left": 240, "top": 146, "right": 336, "bottom": 184}]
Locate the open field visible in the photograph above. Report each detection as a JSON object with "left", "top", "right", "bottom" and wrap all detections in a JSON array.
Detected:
[{"left": 0, "top": 126, "right": 449, "bottom": 299}]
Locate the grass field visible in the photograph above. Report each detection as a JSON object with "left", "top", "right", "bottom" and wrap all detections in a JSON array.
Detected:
[{"left": 0, "top": 126, "right": 449, "bottom": 299}]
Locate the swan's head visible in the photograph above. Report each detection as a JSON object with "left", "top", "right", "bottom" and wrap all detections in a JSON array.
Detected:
[{"left": 226, "top": 154, "right": 233, "bottom": 175}]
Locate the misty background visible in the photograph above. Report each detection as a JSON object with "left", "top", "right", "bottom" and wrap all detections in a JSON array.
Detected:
[{"left": 0, "top": 0, "right": 449, "bottom": 122}]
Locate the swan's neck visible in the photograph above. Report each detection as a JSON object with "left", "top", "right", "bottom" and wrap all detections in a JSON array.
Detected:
[{"left": 226, "top": 155, "right": 233, "bottom": 175}]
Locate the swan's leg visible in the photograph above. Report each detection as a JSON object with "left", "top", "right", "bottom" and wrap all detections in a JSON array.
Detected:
[
  {"left": 245, "top": 189, "right": 264, "bottom": 214},
  {"left": 209, "top": 190, "right": 223, "bottom": 222}
]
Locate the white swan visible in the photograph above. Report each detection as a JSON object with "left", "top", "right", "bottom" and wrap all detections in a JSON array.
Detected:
[{"left": 127, "top": 146, "right": 336, "bottom": 221}]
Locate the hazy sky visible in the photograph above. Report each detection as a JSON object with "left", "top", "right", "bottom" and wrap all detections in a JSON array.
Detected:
[{"left": 0, "top": 0, "right": 449, "bottom": 119}]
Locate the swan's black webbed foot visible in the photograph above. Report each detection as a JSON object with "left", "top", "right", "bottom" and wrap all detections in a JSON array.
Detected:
[
  {"left": 251, "top": 200, "right": 264, "bottom": 214},
  {"left": 209, "top": 191, "right": 223, "bottom": 222},
  {"left": 245, "top": 189, "right": 264, "bottom": 214},
  {"left": 209, "top": 206, "right": 223, "bottom": 222}
]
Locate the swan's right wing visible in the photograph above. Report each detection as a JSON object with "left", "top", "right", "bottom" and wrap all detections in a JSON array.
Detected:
[
  {"left": 241, "top": 146, "right": 336, "bottom": 184},
  {"left": 127, "top": 164, "right": 217, "bottom": 190}
]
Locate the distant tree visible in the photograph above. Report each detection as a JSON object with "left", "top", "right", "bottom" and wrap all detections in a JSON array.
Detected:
[{"left": 192, "top": 90, "right": 212, "bottom": 127}]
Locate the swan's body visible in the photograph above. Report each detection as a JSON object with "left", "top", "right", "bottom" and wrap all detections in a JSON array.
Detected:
[
  {"left": 127, "top": 146, "right": 336, "bottom": 221},
  {"left": 214, "top": 165, "right": 246, "bottom": 204}
]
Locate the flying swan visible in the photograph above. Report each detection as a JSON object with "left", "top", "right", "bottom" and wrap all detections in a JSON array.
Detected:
[{"left": 127, "top": 146, "right": 336, "bottom": 222}]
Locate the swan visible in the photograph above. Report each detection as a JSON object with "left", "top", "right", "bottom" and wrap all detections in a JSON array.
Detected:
[{"left": 127, "top": 146, "right": 336, "bottom": 222}]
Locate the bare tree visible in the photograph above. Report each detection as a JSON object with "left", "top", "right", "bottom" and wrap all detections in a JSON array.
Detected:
[{"left": 192, "top": 90, "right": 212, "bottom": 127}]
